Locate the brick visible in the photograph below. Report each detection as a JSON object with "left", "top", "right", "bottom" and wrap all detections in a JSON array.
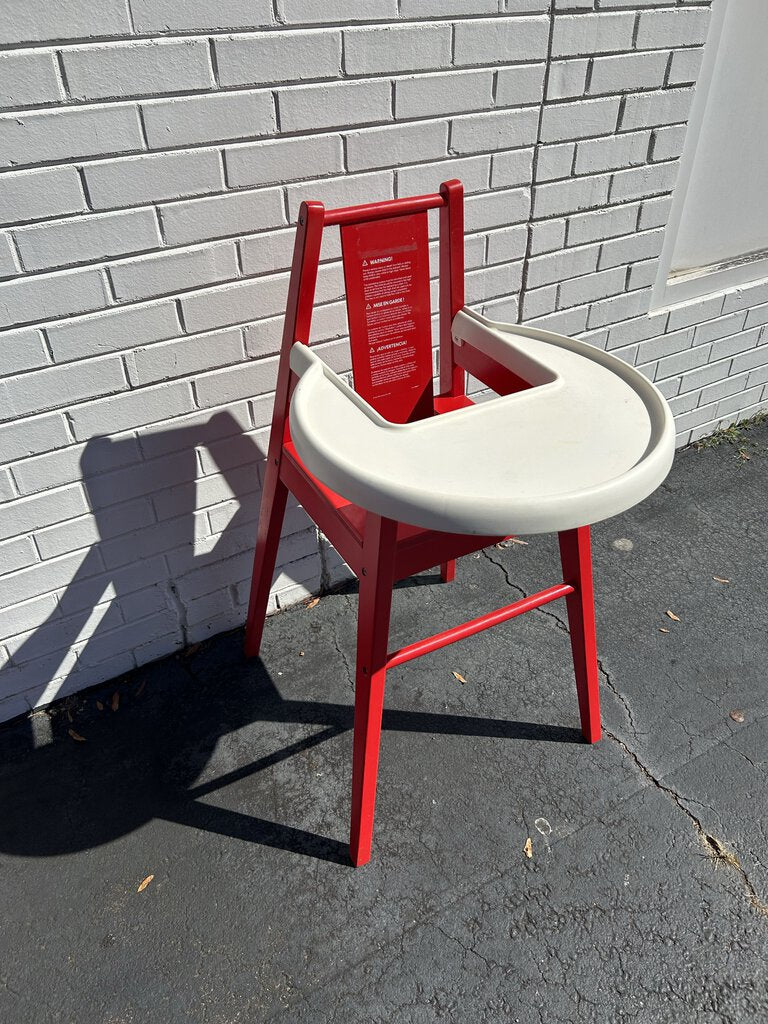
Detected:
[
  {"left": 638, "top": 195, "right": 671, "bottom": 230},
  {"left": 620, "top": 88, "right": 694, "bottom": 131},
  {"left": 0, "top": 104, "right": 143, "bottom": 169},
  {"left": 635, "top": 8, "right": 711, "bottom": 50},
  {"left": 0, "top": 413, "right": 70, "bottom": 464},
  {"left": 599, "top": 228, "right": 664, "bottom": 269},
  {"left": 0, "top": 233, "right": 18, "bottom": 277},
  {"left": 0, "top": 594, "right": 57, "bottom": 642},
  {"left": 716, "top": 386, "right": 765, "bottom": 419},
  {"left": 693, "top": 310, "right": 748, "bottom": 345},
  {"left": 650, "top": 124, "right": 688, "bottom": 162},
  {"left": 0, "top": 485, "right": 87, "bottom": 543},
  {"left": 0, "top": 0, "right": 131, "bottom": 45},
  {"left": 0, "top": 327, "right": 49, "bottom": 374},
  {"left": 0, "top": 355, "right": 127, "bottom": 421},
  {"left": 521, "top": 284, "right": 557, "bottom": 321},
  {"left": 0, "top": 51, "right": 63, "bottom": 109},
  {"left": 668, "top": 47, "right": 705, "bottom": 87},
  {"left": 588, "top": 51, "right": 668, "bottom": 95},
  {"left": 109, "top": 240, "right": 239, "bottom": 303},
  {"left": 451, "top": 107, "right": 539, "bottom": 154},
  {"left": 63, "top": 39, "right": 214, "bottom": 101},
  {"left": 530, "top": 219, "right": 566, "bottom": 255},
  {"left": 730, "top": 346, "right": 768, "bottom": 376},
  {"left": 11, "top": 436, "right": 142, "bottom": 497},
  {"left": 567, "top": 202, "right": 638, "bottom": 246},
  {"left": 491, "top": 149, "right": 533, "bottom": 188},
  {"left": 215, "top": 30, "right": 340, "bottom": 88},
  {"left": 238, "top": 229, "right": 295, "bottom": 278},
  {"left": 0, "top": 167, "right": 86, "bottom": 227},
  {"left": 35, "top": 516, "right": 100, "bottom": 560},
  {"left": 285, "top": 169, "right": 393, "bottom": 220},
  {"left": 0, "top": 267, "right": 109, "bottom": 330},
  {"left": 400, "top": 155, "right": 491, "bottom": 197},
  {"left": 346, "top": 121, "right": 447, "bottom": 172},
  {"left": 395, "top": 70, "right": 493, "bottom": 119},
  {"left": 179, "top": 275, "right": 289, "bottom": 334},
  {"left": 745, "top": 303, "right": 768, "bottom": 330},
  {"left": 454, "top": 17, "right": 549, "bottom": 66},
  {"left": 656, "top": 343, "right": 710, "bottom": 380},
  {"left": 526, "top": 305, "right": 590, "bottom": 337},
  {"left": 540, "top": 96, "right": 621, "bottom": 143},
  {"left": 14, "top": 208, "right": 161, "bottom": 272},
  {"left": 576, "top": 131, "right": 650, "bottom": 175},
  {"left": 723, "top": 281, "right": 768, "bottom": 314},
  {"left": 0, "top": 535, "right": 37, "bottom": 574},
  {"left": 533, "top": 173, "right": 611, "bottom": 218},
  {"left": 535, "top": 142, "right": 575, "bottom": 182},
  {"left": 84, "top": 150, "right": 224, "bottom": 209},
  {"left": 1, "top": 467, "right": 16, "bottom": 501},
  {"left": 401, "top": 0, "right": 497, "bottom": 12},
  {"left": 68, "top": 380, "right": 195, "bottom": 439},
  {"left": 558, "top": 266, "right": 626, "bottom": 310},
  {"left": 279, "top": 0, "right": 397, "bottom": 22},
  {"left": 586, "top": 289, "right": 650, "bottom": 329},
  {"left": 345, "top": 24, "right": 451, "bottom": 75},
  {"left": 161, "top": 187, "right": 284, "bottom": 246},
  {"left": 465, "top": 188, "right": 530, "bottom": 232},
  {"left": 130, "top": 0, "right": 273, "bottom": 32},
  {"left": 47, "top": 299, "right": 181, "bottom": 361},
  {"left": 552, "top": 14, "right": 635, "bottom": 58},
  {"left": 126, "top": 327, "right": 244, "bottom": 386},
  {"left": 278, "top": 79, "right": 391, "bottom": 133},
  {"left": 609, "top": 161, "right": 678, "bottom": 202},
  {"left": 546, "top": 59, "right": 589, "bottom": 100},
  {"left": 195, "top": 355, "right": 278, "bottom": 409},
  {"left": 495, "top": 64, "right": 547, "bottom": 107},
  {"left": 527, "top": 244, "right": 600, "bottom": 289},
  {"left": 486, "top": 225, "right": 527, "bottom": 264},
  {"left": 708, "top": 327, "right": 762, "bottom": 362},
  {"left": 226, "top": 134, "right": 342, "bottom": 190},
  {"left": 142, "top": 90, "right": 274, "bottom": 149},
  {"left": 667, "top": 294, "right": 725, "bottom": 331}
]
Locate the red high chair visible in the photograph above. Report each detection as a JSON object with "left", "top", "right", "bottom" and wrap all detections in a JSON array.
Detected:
[{"left": 244, "top": 180, "right": 674, "bottom": 866}]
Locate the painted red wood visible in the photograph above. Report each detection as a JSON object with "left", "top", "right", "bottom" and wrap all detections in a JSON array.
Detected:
[
  {"left": 558, "top": 527, "right": 602, "bottom": 743},
  {"left": 349, "top": 514, "right": 399, "bottom": 867},
  {"left": 385, "top": 584, "right": 575, "bottom": 670},
  {"left": 341, "top": 213, "right": 434, "bottom": 423},
  {"left": 245, "top": 181, "right": 605, "bottom": 865}
]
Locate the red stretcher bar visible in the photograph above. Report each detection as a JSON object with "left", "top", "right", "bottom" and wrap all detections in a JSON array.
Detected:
[
  {"left": 385, "top": 583, "right": 575, "bottom": 671},
  {"left": 323, "top": 191, "right": 446, "bottom": 227}
]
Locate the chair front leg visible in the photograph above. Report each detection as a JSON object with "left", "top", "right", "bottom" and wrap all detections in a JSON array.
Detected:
[
  {"left": 558, "top": 526, "right": 602, "bottom": 743},
  {"left": 349, "top": 514, "right": 399, "bottom": 867}
]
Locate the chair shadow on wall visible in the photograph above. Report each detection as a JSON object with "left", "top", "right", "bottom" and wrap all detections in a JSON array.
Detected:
[{"left": 0, "top": 410, "right": 583, "bottom": 867}]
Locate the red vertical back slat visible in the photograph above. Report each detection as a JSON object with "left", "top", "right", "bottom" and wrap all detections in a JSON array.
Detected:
[{"left": 341, "top": 212, "right": 434, "bottom": 424}]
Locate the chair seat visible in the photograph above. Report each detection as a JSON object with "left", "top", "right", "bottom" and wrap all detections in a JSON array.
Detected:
[{"left": 288, "top": 307, "right": 675, "bottom": 536}]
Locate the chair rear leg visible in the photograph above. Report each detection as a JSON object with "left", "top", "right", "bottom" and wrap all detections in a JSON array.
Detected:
[
  {"left": 440, "top": 559, "right": 456, "bottom": 583},
  {"left": 558, "top": 526, "right": 602, "bottom": 743},
  {"left": 244, "top": 464, "right": 289, "bottom": 658},
  {"left": 349, "top": 515, "right": 398, "bottom": 867}
]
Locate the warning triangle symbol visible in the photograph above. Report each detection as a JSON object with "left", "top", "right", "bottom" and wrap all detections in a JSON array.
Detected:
[
  {"left": 366, "top": 303, "right": 371, "bottom": 309},
  {"left": 369, "top": 347, "right": 375, "bottom": 354},
  {"left": 362, "top": 259, "right": 368, "bottom": 266}
]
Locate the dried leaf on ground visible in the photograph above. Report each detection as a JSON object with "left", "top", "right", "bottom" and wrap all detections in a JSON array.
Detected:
[
  {"left": 111, "top": 691, "right": 120, "bottom": 712},
  {"left": 659, "top": 628, "right": 669, "bottom": 634},
  {"left": 68, "top": 728, "right": 86, "bottom": 742},
  {"left": 96, "top": 701, "right": 104, "bottom": 711},
  {"left": 523, "top": 838, "right": 533, "bottom": 859},
  {"left": 181, "top": 643, "right": 201, "bottom": 659},
  {"left": 66, "top": 708, "right": 73, "bottom": 722},
  {"left": 135, "top": 680, "right": 146, "bottom": 697},
  {"left": 729, "top": 709, "right": 745, "bottom": 723},
  {"left": 665, "top": 610, "right": 680, "bottom": 621},
  {"left": 306, "top": 597, "right": 320, "bottom": 610},
  {"left": 452, "top": 671, "right": 466, "bottom": 684},
  {"left": 496, "top": 537, "right": 528, "bottom": 548},
  {"left": 137, "top": 874, "right": 154, "bottom": 893},
  {"left": 713, "top": 576, "right": 730, "bottom": 584}
]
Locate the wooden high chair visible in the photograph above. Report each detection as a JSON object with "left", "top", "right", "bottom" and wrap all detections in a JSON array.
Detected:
[{"left": 244, "top": 180, "right": 674, "bottom": 866}]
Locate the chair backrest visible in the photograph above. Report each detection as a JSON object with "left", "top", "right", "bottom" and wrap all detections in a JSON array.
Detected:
[{"left": 279, "top": 181, "right": 466, "bottom": 430}]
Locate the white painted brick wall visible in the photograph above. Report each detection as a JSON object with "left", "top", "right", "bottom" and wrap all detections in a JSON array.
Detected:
[{"left": 1, "top": 0, "right": 766, "bottom": 724}]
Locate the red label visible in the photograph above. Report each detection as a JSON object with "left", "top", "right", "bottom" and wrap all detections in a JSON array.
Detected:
[{"left": 341, "top": 213, "right": 433, "bottom": 423}]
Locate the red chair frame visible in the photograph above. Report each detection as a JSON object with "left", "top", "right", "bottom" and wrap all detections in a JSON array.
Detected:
[{"left": 244, "top": 181, "right": 601, "bottom": 867}]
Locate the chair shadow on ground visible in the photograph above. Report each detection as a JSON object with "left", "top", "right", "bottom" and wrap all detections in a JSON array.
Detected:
[{"left": 0, "top": 412, "right": 584, "bottom": 867}]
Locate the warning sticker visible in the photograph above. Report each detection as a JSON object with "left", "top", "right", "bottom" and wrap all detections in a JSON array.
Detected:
[{"left": 341, "top": 213, "right": 433, "bottom": 423}]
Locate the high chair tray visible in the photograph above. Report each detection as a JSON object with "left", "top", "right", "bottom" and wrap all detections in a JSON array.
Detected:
[{"left": 288, "top": 307, "right": 675, "bottom": 535}]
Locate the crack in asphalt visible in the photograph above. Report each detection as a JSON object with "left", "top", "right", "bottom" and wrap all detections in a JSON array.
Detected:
[{"left": 479, "top": 545, "right": 768, "bottom": 921}]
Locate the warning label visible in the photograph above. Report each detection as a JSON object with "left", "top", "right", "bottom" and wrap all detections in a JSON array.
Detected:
[{"left": 342, "top": 214, "right": 432, "bottom": 422}]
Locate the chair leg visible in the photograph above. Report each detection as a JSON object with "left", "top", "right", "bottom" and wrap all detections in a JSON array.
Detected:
[
  {"left": 244, "top": 462, "right": 289, "bottom": 658},
  {"left": 558, "top": 526, "right": 602, "bottom": 744},
  {"left": 440, "top": 559, "right": 456, "bottom": 583},
  {"left": 349, "top": 515, "right": 398, "bottom": 867}
]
